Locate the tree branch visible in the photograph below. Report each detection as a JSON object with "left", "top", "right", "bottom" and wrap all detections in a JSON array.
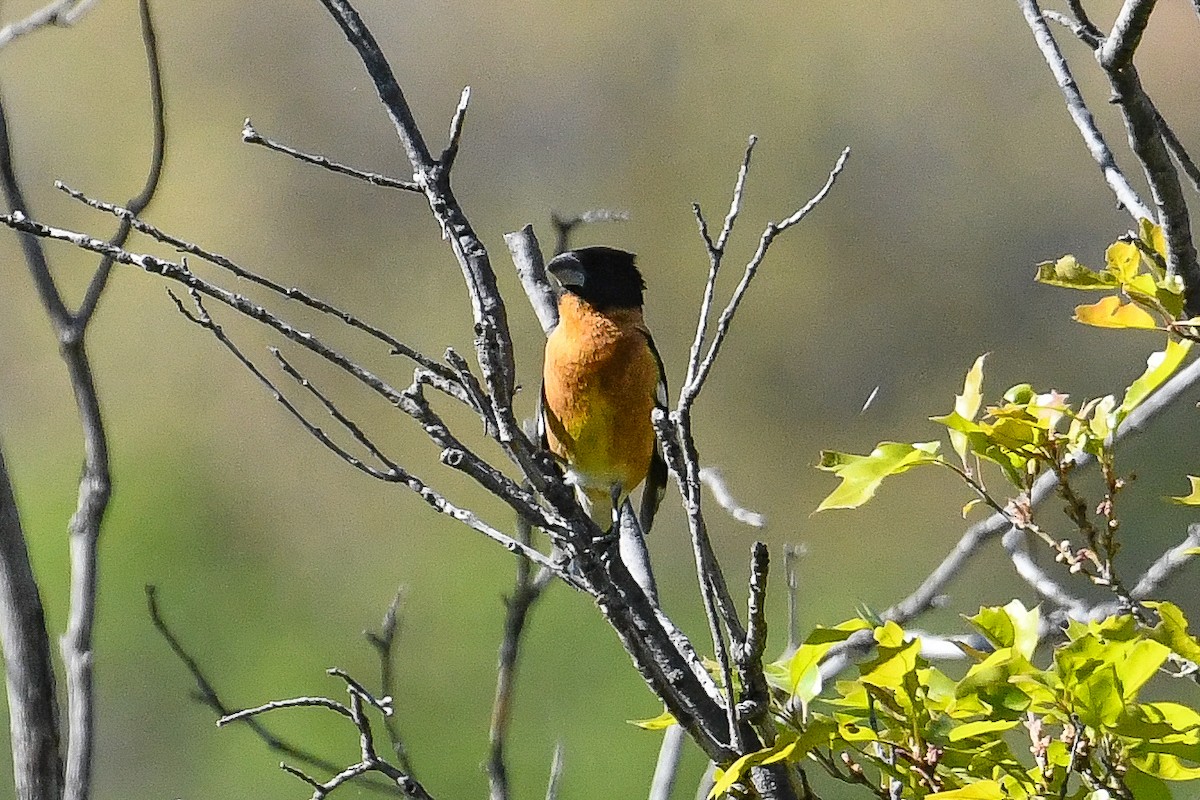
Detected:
[
  {"left": 242, "top": 118, "right": 421, "bottom": 192},
  {"left": 1016, "top": 0, "right": 1153, "bottom": 219},
  {"left": 0, "top": 445, "right": 61, "bottom": 800},
  {"left": 0, "top": 0, "right": 96, "bottom": 51}
]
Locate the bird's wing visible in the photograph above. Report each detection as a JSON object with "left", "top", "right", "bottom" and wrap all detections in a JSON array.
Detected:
[{"left": 638, "top": 328, "right": 669, "bottom": 535}]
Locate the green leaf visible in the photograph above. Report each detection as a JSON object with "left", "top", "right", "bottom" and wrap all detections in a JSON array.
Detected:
[
  {"left": 709, "top": 746, "right": 774, "bottom": 798},
  {"left": 1115, "top": 639, "right": 1170, "bottom": 701},
  {"left": 1146, "top": 602, "right": 1200, "bottom": 662},
  {"left": 1169, "top": 476, "right": 1200, "bottom": 506},
  {"left": 1118, "top": 339, "right": 1193, "bottom": 423},
  {"left": 1124, "top": 766, "right": 1174, "bottom": 800},
  {"left": 1130, "top": 751, "right": 1200, "bottom": 781},
  {"left": 628, "top": 709, "right": 677, "bottom": 730},
  {"left": 814, "top": 441, "right": 942, "bottom": 511},
  {"left": 1035, "top": 255, "right": 1116, "bottom": 290},
  {"left": 1106, "top": 239, "right": 1141, "bottom": 282},
  {"left": 948, "top": 718, "right": 1020, "bottom": 742},
  {"left": 1073, "top": 295, "right": 1159, "bottom": 329},
  {"left": 950, "top": 355, "right": 987, "bottom": 464},
  {"left": 967, "top": 601, "right": 1039, "bottom": 659}
]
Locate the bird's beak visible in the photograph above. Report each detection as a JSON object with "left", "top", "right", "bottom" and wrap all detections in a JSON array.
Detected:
[{"left": 545, "top": 252, "right": 586, "bottom": 289}]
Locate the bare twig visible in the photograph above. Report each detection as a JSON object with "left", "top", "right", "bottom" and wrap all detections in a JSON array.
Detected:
[
  {"left": 699, "top": 467, "right": 766, "bottom": 528},
  {"left": 487, "top": 513, "right": 552, "bottom": 800},
  {"left": 363, "top": 588, "right": 417, "bottom": 778},
  {"left": 0, "top": 4, "right": 167, "bottom": 798},
  {"left": 242, "top": 118, "right": 420, "bottom": 192},
  {"left": 0, "top": 0, "right": 96, "bottom": 51},
  {"left": 1016, "top": 0, "right": 1152, "bottom": 219},
  {"left": 545, "top": 741, "right": 565, "bottom": 800},
  {"left": 648, "top": 725, "right": 685, "bottom": 800},
  {"left": 145, "top": 587, "right": 403, "bottom": 793},
  {"left": 549, "top": 209, "right": 628, "bottom": 256},
  {"left": 1132, "top": 524, "right": 1200, "bottom": 598},
  {"left": 57, "top": 183, "right": 463, "bottom": 390},
  {"left": 505, "top": 225, "right": 557, "bottom": 334},
  {"left": 683, "top": 146, "right": 850, "bottom": 402}
]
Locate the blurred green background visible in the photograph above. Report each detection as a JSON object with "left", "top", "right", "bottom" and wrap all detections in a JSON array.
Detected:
[{"left": 1, "top": 0, "right": 1198, "bottom": 797}]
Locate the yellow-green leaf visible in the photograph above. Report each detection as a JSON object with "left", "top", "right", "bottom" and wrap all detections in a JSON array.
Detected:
[
  {"left": 627, "top": 709, "right": 677, "bottom": 730},
  {"left": 1169, "top": 476, "right": 1200, "bottom": 506},
  {"left": 1130, "top": 751, "right": 1200, "bottom": 781},
  {"left": 927, "top": 781, "right": 1005, "bottom": 799},
  {"left": 950, "top": 354, "right": 987, "bottom": 464},
  {"left": 1140, "top": 218, "right": 1167, "bottom": 263},
  {"left": 948, "top": 718, "right": 1020, "bottom": 741},
  {"left": 1118, "top": 339, "right": 1193, "bottom": 423},
  {"left": 815, "top": 442, "right": 942, "bottom": 511},
  {"left": 1073, "top": 295, "right": 1158, "bottom": 329},
  {"left": 1146, "top": 602, "right": 1200, "bottom": 663},
  {"left": 1106, "top": 239, "right": 1141, "bottom": 282},
  {"left": 1035, "top": 255, "right": 1116, "bottom": 290}
]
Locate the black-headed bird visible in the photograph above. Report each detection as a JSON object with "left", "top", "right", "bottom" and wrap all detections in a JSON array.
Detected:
[{"left": 540, "top": 246, "right": 668, "bottom": 535}]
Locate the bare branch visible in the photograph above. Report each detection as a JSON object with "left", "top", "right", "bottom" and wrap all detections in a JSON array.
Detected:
[
  {"left": 685, "top": 137, "right": 757, "bottom": 392},
  {"left": 1106, "top": 63, "right": 1200, "bottom": 316},
  {"left": 684, "top": 147, "right": 850, "bottom": 402},
  {"left": 0, "top": 0, "right": 96, "bottom": 51},
  {"left": 0, "top": 444, "right": 61, "bottom": 800},
  {"left": 699, "top": 467, "right": 766, "bottom": 528},
  {"left": 1000, "top": 528, "right": 1088, "bottom": 613},
  {"left": 439, "top": 87, "right": 470, "bottom": 170},
  {"left": 0, "top": 2, "right": 168, "bottom": 792},
  {"left": 1016, "top": 0, "right": 1153, "bottom": 220},
  {"left": 76, "top": 0, "right": 167, "bottom": 324},
  {"left": 549, "top": 208, "right": 628, "bottom": 256},
  {"left": 488, "top": 511, "right": 552, "bottom": 800},
  {"left": 505, "top": 225, "right": 558, "bottom": 334},
  {"left": 544, "top": 741, "right": 564, "bottom": 800},
  {"left": 363, "top": 588, "right": 417, "bottom": 778},
  {"left": 168, "top": 290, "right": 399, "bottom": 482},
  {"left": 219, "top": 697, "right": 354, "bottom": 726},
  {"left": 1097, "top": 0, "right": 1158, "bottom": 71},
  {"left": 1154, "top": 107, "right": 1200, "bottom": 194},
  {"left": 648, "top": 726, "right": 685, "bottom": 800},
  {"left": 316, "top": 0, "right": 519, "bottom": 422},
  {"left": 58, "top": 183, "right": 463, "bottom": 390},
  {"left": 145, "top": 586, "right": 401, "bottom": 791},
  {"left": 1132, "top": 523, "right": 1200, "bottom": 598},
  {"left": 242, "top": 118, "right": 420, "bottom": 192}
]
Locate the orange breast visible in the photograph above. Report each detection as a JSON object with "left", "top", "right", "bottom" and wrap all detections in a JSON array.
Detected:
[{"left": 542, "top": 296, "right": 659, "bottom": 501}]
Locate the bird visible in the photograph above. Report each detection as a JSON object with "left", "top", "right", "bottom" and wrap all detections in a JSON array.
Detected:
[{"left": 539, "top": 246, "right": 668, "bottom": 536}]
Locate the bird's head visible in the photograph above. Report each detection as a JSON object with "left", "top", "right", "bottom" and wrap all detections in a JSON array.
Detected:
[{"left": 546, "top": 246, "right": 645, "bottom": 310}]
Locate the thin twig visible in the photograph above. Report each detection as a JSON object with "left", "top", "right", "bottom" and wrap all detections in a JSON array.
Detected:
[
  {"left": 699, "top": 467, "right": 766, "bottom": 528},
  {"left": 1016, "top": 0, "right": 1153, "bottom": 219},
  {"left": 684, "top": 147, "right": 850, "bottom": 402},
  {"left": 58, "top": 183, "right": 464, "bottom": 390},
  {"left": 545, "top": 741, "right": 565, "bottom": 800},
  {"left": 549, "top": 208, "right": 628, "bottom": 256},
  {"left": 363, "top": 588, "right": 417, "bottom": 778},
  {"left": 0, "top": 0, "right": 96, "bottom": 50},
  {"left": 145, "top": 587, "right": 401, "bottom": 792},
  {"left": 1132, "top": 523, "right": 1200, "bottom": 598},
  {"left": 242, "top": 118, "right": 420, "bottom": 192},
  {"left": 77, "top": 0, "right": 167, "bottom": 324}
]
